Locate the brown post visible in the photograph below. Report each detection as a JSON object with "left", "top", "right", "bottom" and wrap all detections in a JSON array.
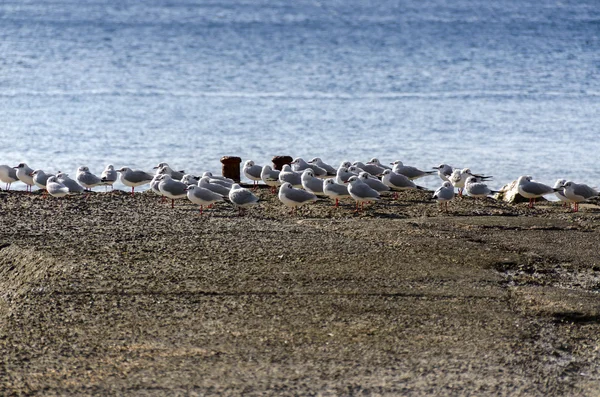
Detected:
[
  {"left": 220, "top": 156, "right": 242, "bottom": 182},
  {"left": 272, "top": 155, "right": 293, "bottom": 171}
]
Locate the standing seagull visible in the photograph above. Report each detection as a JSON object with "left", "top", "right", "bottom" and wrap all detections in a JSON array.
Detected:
[
  {"left": 118, "top": 167, "right": 154, "bottom": 196},
  {"left": 381, "top": 169, "right": 424, "bottom": 199},
  {"left": 76, "top": 166, "right": 104, "bottom": 192},
  {"left": 517, "top": 176, "right": 558, "bottom": 208},
  {"left": 198, "top": 176, "right": 230, "bottom": 197},
  {"left": 291, "top": 157, "right": 327, "bottom": 177},
  {"left": 563, "top": 181, "right": 599, "bottom": 212},
  {"left": 186, "top": 185, "right": 225, "bottom": 215},
  {"left": 301, "top": 169, "right": 325, "bottom": 196},
  {"left": 31, "top": 169, "right": 54, "bottom": 194},
  {"left": 261, "top": 165, "right": 281, "bottom": 193},
  {"left": 46, "top": 176, "right": 70, "bottom": 199},
  {"left": 278, "top": 165, "right": 303, "bottom": 188},
  {"left": 323, "top": 178, "right": 350, "bottom": 207},
  {"left": 308, "top": 158, "right": 337, "bottom": 176},
  {"left": 346, "top": 175, "right": 381, "bottom": 212},
  {"left": 553, "top": 179, "right": 570, "bottom": 208},
  {"left": 432, "top": 181, "right": 455, "bottom": 212},
  {"left": 464, "top": 176, "right": 500, "bottom": 199},
  {"left": 0, "top": 165, "right": 18, "bottom": 190},
  {"left": 278, "top": 182, "right": 318, "bottom": 214},
  {"left": 358, "top": 172, "right": 389, "bottom": 193},
  {"left": 14, "top": 163, "right": 35, "bottom": 192},
  {"left": 229, "top": 183, "right": 260, "bottom": 216},
  {"left": 158, "top": 175, "right": 188, "bottom": 208},
  {"left": 153, "top": 163, "right": 185, "bottom": 181},
  {"left": 432, "top": 164, "right": 454, "bottom": 182},
  {"left": 391, "top": 160, "right": 436, "bottom": 180},
  {"left": 243, "top": 160, "right": 263, "bottom": 189},
  {"left": 101, "top": 164, "right": 118, "bottom": 191}
]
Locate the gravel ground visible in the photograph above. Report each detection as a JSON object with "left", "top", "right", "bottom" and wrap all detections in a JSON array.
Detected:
[{"left": 0, "top": 187, "right": 599, "bottom": 395}]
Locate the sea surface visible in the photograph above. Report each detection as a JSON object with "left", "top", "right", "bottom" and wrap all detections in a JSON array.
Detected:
[{"left": 1, "top": 0, "right": 599, "bottom": 192}]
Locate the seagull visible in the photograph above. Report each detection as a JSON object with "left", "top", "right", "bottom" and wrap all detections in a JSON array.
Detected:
[
  {"left": 346, "top": 175, "right": 380, "bottom": 212},
  {"left": 261, "top": 165, "right": 281, "bottom": 193},
  {"left": 278, "top": 165, "right": 302, "bottom": 188},
  {"left": 358, "top": 172, "right": 389, "bottom": 193},
  {"left": 553, "top": 179, "right": 570, "bottom": 207},
  {"left": 0, "top": 165, "right": 18, "bottom": 190},
  {"left": 198, "top": 176, "right": 230, "bottom": 197},
  {"left": 201, "top": 172, "right": 234, "bottom": 184},
  {"left": 150, "top": 174, "right": 165, "bottom": 201},
  {"left": 432, "top": 164, "right": 454, "bottom": 182},
  {"left": 229, "top": 183, "right": 260, "bottom": 216},
  {"left": 76, "top": 166, "right": 104, "bottom": 192},
  {"left": 14, "top": 163, "right": 35, "bottom": 192},
  {"left": 432, "top": 181, "right": 455, "bottom": 212},
  {"left": 278, "top": 182, "right": 318, "bottom": 214},
  {"left": 390, "top": 160, "right": 436, "bottom": 180},
  {"left": 450, "top": 168, "right": 493, "bottom": 196},
  {"left": 31, "top": 169, "right": 54, "bottom": 196},
  {"left": 153, "top": 163, "right": 185, "bottom": 180},
  {"left": 291, "top": 157, "right": 327, "bottom": 177},
  {"left": 159, "top": 175, "right": 189, "bottom": 208},
  {"left": 243, "top": 160, "right": 263, "bottom": 189},
  {"left": 335, "top": 167, "right": 354, "bottom": 185},
  {"left": 301, "top": 169, "right": 325, "bottom": 196},
  {"left": 56, "top": 172, "right": 84, "bottom": 193},
  {"left": 464, "top": 176, "right": 500, "bottom": 199},
  {"left": 517, "top": 176, "right": 559, "bottom": 208},
  {"left": 381, "top": 169, "right": 424, "bottom": 199},
  {"left": 118, "top": 167, "right": 154, "bottom": 196},
  {"left": 186, "top": 185, "right": 225, "bottom": 215},
  {"left": 367, "top": 158, "right": 392, "bottom": 170},
  {"left": 353, "top": 161, "right": 384, "bottom": 176},
  {"left": 323, "top": 178, "right": 350, "bottom": 208},
  {"left": 308, "top": 158, "right": 336, "bottom": 175},
  {"left": 563, "top": 181, "right": 599, "bottom": 212},
  {"left": 180, "top": 174, "right": 200, "bottom": 186},
  {"left": 100, "top": 165, "right": 118, "bottom": 191},
  {"left": 45, "top": 176, "right": 69, "bottom": 199}
]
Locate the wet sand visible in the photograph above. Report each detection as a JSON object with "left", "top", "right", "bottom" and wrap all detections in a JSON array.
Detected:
[{"left": 0, "top": 188, "right": 599, "bottom": 395}]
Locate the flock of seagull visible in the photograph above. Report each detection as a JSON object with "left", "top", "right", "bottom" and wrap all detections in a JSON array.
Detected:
[{"left": 0, "top": 158, "right": 598, "bottom": 215}]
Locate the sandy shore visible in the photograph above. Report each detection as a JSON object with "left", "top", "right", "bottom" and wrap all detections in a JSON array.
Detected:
[{"left": 0, "top": 188, "right": 599, "bottom": 395}]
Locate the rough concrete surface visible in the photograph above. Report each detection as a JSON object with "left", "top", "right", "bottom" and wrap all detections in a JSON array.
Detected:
[{"left": 0, "top": 188, "right": 598, "bottom": 395}]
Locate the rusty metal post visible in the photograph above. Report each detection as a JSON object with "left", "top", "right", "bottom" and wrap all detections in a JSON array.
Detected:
[
  {"left": 220, "top": 156, "right": 242, "bottom": 182},
  {"left": 272, "top": 155, "right": 293, "bottom": 171}
]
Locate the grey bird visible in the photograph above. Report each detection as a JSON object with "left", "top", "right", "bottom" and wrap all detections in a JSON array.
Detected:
[
  {"left": 301, "top": 169, "right": 325, "bottom": 196},
  {"left": 563, "top": 181, "right": 599, "bottom": 212},
  {"left": 56, "top": 172, "right": 85, "bottom": 193},
  {"left": 358, "top": 172, "right": 390, "bottom": 193},
  {"left": 347, "top": 175, "right": 380, "bottom": 212},
  {"left": 432, "top": 181, "right": 455, "bottom": 212},
  {"left": 516, "top": 176, "right": 559, "bottom": 208},
  {"left": 180, "top": 174, "right": 200, "bottom": 186},
  {"left": 278, "top": 182, "right": 318, "bottom": 214},
  {"left": 323, "top": 178, "right": 350, "bottom": 207},
  {"left": 367, "top": 158, "right": 392, "bottom": 170},
  {"left": 118, "top": 167, "right": 154, "bottom": 196},
  {"left": 201, "top": 172, "right": 234, "bottom": 184},
  {"left": 46, "top": 176, "right": 69, "bottom": 198},
  {"left": 291, "top": 157, "right": 327, "bottom": 177},
  {"left": 76, "top": 166, "right": 104, "bottom": 191},
  {"left": 355, "top": 161, "right": 385, "bottom": 176},
  {"left": 153, "top": 163, "right": 185, "bottom": 180},
  {"left": 31, "top": 169, "right": 54, "bottom": 190},
  {"left": 433, "top": 164, "right": 454, "bottom": 182},
  {"left": 261, "top": 165, "right": 281, "bottom": 193},
  {"left": 278, "top": 165, "right": 302, "bottom": 188},
  {"left": 308, "top": 157, "right": 337, "bottom": 175},
  {"left": 391, "top": 160, "right": 436, "bottom": 180},
  {"left": 381, "top": 169, "right": 424, "bottom": 199},
  {"left": 14, "top": 163, "right": 35, "bottom": 192},
  {"left": 553, "top": 179, "right": 571, "bottom": 208},
  {"left": 464, "top": 176, "right": 500, "bottom": 199},
  {"left": 335, "top": 167, "right": 355, "bottom": 185},
  {"left": 158, "top": 175, "right": 188, "bottom": 208},
  {"left": 229, "top": 183, "right": 260, "bottom": 215},
  {"left": 100, "top": 164, "right": 118, "bottom": 191},
  {"left": 198, "top": 176, "right": 230, "bottom": 197},
  {"left": 243, "top": 160, "right": 263, "bottom": 188},
  {"left": 0, "top": 165, "right": 18, "bottom": 190},
  {"left": 186, "top": 185, "right": 225, "bottom": 215}
]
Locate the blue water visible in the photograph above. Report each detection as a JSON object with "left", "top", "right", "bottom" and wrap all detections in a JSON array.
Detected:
[{"left": 1, "top": 0, "right": 599, "bottom": 191}]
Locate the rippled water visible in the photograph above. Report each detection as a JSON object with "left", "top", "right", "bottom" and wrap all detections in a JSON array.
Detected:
[{"left": 1, "top": 0, "right": 599, "bottom": 191}]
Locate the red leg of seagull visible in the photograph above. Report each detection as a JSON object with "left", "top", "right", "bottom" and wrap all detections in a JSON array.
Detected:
[
  {"left": 361, "top": 202, "right": 364, "bottom": 212},
  {"left": 335, "top": 198, "right": 339, "bottom": 208},
  {"left": 171, "top": 199, "right": 175, "bottom": 209},
  {"left": 574, "top": 202, "right": 579, "bottom": 212},
  {"left": 131, "top": 187, "right": 135, "bottom": 197},
  {"left": 199, "top": 205, "right": 203, "bottom": 215}
]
